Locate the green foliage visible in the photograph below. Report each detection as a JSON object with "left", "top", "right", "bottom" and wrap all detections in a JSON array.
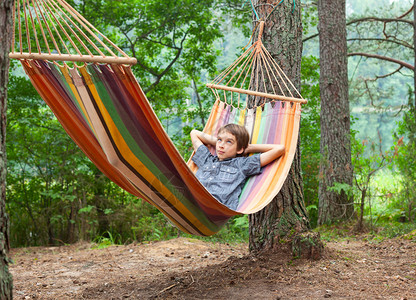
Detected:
[
  {"left": 232, "top": 215, "right": 249, "bottom": 229},
  {"left": 300, "top": 55, "right": 321, "bottom": 227},
  {"left": 79, "top": 205, "right": 95, "bottom": 214},
  {"left": 7, "top": 61, "right": 92, "bottom": 246},
  {"left": 301, "top": 0, "right": 318, "bottom": 37},
  {"left": 132, "top": 209, "right": 178, "bottom": 242},
  {"left": 342, "top": 85, "right": 415, "bottom": 233},
  {"left": 350, "top": 124, "right": 400, "bottom": 230},
  {"left": 322, "top": 112, "right": 407, "bottom": 232},
  {"left": 316, "top": 220, "right": 416, "bottom": 242},
  {"left": 182, "top": 215, "right": 250, "bottom": 244},
  {"left": 327, "top": 183, "right": 354, "bottom": 199},
  {"left": 93, "top": 231, "right": 122, "bottom": 249},
  {"left": 392, "top": 89, "right": 416, "bottom": 222},
  {"left": 375, "top": 222, "right": 416, "bottom": 240}
]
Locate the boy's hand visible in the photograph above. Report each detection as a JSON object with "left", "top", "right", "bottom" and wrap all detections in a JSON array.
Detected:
[
  {"left": 190, "top": 130, "right": 216, "bottom": 151},
  {"left": 245, "top": 144, "right": 285, "bottom": 167}
]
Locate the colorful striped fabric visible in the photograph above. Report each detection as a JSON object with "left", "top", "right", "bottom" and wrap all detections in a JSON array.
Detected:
[{"left": 20, "top": 59, "right": 301, "bottom": 236}]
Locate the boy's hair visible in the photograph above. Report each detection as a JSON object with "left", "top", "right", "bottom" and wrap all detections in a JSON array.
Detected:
[{"left": 218, "top": 124, "right": 250, "bottom": 152}]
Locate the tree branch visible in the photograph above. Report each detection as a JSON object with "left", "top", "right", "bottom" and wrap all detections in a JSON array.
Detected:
[
  {"left": 303, "top": 8, "right": 414, "bottom": 42},
  {"left": 347, "top": 17, "right": 413, "bottom": 26},
  {"left": 191, "top": 76, "right": 206, "bottom": 126},
  {"left": 398, "top": 4, "right": 414, "bottom": 19},
  {"left": 134, "top": 57, "right": 160, "bottom": 77},
  {"left": 348, "top": 52, "right": 414, "bottom": 70},
  {"left": 303, "top": 32, "right": 319, "bottom": 43},
  {"left": 376, "top": 66, "right": 404, "bottom": 79},
  {"left": 347, "top": 37, "right": 414, "bottom": 49},
  {"left": 144, "top": 32, "right": 189, "bottom": 93}
]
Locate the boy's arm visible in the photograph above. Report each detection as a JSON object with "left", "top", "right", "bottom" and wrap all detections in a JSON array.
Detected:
[
  {"left": 245, "top": 144, "right": 285, "bottom": 167},
  {"left": 190, "top": 130, "right": 217, "bottom": 151}
]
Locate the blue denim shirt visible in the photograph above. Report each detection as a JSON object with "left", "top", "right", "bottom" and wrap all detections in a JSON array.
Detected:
[{"left": 192, "top": 145, "right": 262, "bottom": 210}]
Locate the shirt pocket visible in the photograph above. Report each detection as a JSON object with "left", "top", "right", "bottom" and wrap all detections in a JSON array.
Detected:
[
  {"left": 200, "top": 165, "right": 213, "bottom": 179},
  {"left": 218, "top": 165, "right": 238, "bottom": 182}
]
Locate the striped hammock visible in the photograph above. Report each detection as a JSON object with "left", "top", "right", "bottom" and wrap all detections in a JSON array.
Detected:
[
  {"left": 11, "top": 0, "right": 306, "bottom": 236},
  {"left": 19, "top": 59, "right": 301, "bottom": 236}
]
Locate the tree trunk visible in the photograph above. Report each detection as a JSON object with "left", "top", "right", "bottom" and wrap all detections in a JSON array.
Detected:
[
  {"left": 94, "top": 171, "right": 110, "bottom": 237},
  {"left": 414, "top": 0, "right": 416, "bottom": 115},
  {"left": 66, "top": 201, "right": 77, "bottom": 244},
  {"left": 248, "top": 0, "right": 322, "bottom": 259},
  {"left": 317, "top": 0, "right": 353, "bottom": 225},
  {"left": 0, "top": 0, "right": 14, "bottom": 298},
  {"left": 410, "top": 0, "right": 416, "bottom": 223},
  {"left": 357, "top": 188, "right": 366, "bottom": 232}
]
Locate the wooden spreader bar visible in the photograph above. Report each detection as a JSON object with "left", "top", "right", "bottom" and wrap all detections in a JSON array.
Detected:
[
  {"left": 206, "top": 83, "right": 307, "bottom": 104},
  {"left": 9, "top": 53, "right": 137, "bottom": 65}
]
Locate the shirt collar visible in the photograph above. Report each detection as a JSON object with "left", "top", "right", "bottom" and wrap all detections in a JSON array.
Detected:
[{"left": 214, "top": 156, "right": 233, "bottom": 162}]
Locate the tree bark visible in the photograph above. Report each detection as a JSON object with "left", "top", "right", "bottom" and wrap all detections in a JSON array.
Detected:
[
  {"left": 248, "top": 0, "right": 322, "bottom": 259},
  {"left": 0, "top": 0, "right": 14, "bottom": 298},
  {"left": 317, "top": 0, "right": 354, "bottom": 225}
]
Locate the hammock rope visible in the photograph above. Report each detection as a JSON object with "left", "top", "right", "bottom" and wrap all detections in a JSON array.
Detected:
[
  {"left": 206, "top": 22, "right": 306, "bottom": 108},
  {"left": 10, "top": 0, "right": 137, "bottom": 65},
  {"left": 9, "top": 0, "right": 307, "bottom": 236}
]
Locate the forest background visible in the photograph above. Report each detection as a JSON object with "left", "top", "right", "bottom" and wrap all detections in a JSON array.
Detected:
[{"left": 6, "top": 0, "right": 416, "bottom": 248}]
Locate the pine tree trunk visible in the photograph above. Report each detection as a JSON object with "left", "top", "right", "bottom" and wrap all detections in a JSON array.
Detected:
[
  {"left": 0, "top": 0, "right": 14, "bottom": 298},
  {"left": 248, "top": 0, "right": 322, "bottom": 259},
  {"left": 317, "top": 0, "right": 353, "bottom": 225}
]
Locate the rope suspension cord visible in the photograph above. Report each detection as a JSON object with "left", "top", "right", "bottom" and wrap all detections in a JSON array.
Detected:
[
  {"left": 207, "top": 20, "right": 307, "bottom": 106},
  {"left": 32, "top": 0, "right": 53, "bottom": 55},
  {"left": 10, "top": 0, "right": 137, "bottom": 65},
  {"left": 45, "top": 0, "right": 90, "bottom": 57},
  {"left": 37, "top": 0, "right": 67, "bottom": 56}
]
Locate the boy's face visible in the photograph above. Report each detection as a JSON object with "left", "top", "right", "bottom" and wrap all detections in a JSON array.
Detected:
[{"left": 216, "top": 130, "right": 244, "bottom": 161}]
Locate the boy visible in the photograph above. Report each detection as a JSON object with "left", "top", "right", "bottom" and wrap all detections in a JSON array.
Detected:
[{"left": 190, "top": 124, "right": 285, "bottom": 210}]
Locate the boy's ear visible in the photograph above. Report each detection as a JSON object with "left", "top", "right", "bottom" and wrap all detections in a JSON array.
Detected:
[{"left": 237, "top": 148, "right": 245, "bottom": 155}]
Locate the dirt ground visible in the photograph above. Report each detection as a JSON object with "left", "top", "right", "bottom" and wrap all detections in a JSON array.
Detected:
[{"left": 10, "top": 236, "right": 416, "bottom": 299}]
